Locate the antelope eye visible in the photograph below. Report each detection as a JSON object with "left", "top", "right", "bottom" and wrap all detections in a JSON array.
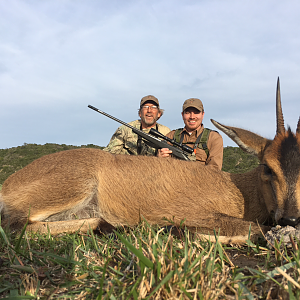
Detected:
[{"left": 264, "top": 165, "right": 273, "bottom": 176}]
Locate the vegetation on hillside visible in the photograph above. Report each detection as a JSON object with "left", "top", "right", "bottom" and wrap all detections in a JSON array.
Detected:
[
  {"left": 222, "top": 146, "right": 259, "bottom": 173},
  {"left": 0, "top": 143, "right": 258, "bottom": 185},
  {"left": 0, "top": 143, "right": 103, "bottom": 185}
]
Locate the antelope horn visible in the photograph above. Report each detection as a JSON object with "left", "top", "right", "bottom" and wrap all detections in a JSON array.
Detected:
[
  {"left": 276, "top": 77, "right": 285, "bottom": 135},
  {"left": 297, "top": 117, "right": 300, "bottom": 134}
]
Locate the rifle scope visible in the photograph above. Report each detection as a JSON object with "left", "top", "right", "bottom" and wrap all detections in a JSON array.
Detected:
[{"left": 149, "top": 128, "right": 194, "bottom": 154}]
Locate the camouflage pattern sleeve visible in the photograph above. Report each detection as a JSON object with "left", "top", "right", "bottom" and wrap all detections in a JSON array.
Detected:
[
  {"left": 103, "top": 121, "right": 171, "bottom": 156},
  {"left": 103, "top": 125, "right": 136, "bottom": 155}
]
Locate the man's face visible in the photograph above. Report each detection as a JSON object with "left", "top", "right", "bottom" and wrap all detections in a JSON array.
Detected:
[
  {"left": 181, "top": 107, "right": 204, "bottom": 132},
  {"left": 139, "top": 101, "right": 162, "bottom": 128}
]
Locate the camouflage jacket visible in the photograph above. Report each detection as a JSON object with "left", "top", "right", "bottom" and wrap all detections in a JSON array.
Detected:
[{"left": 103, "top": 120, "right": 171, "bottom": 156}]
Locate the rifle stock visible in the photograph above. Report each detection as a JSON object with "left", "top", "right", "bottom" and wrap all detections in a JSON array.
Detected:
[{"left": 88, "top": 105, "right": 191, "bottom": 161}]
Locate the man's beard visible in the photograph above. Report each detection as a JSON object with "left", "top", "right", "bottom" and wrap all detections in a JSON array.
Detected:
[{"left": 141, "top": 115, "right": 157, "bottom": 126}]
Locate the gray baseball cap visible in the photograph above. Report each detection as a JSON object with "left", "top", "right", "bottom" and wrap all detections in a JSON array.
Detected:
[
  {"left": 140, "top": 95, "right": 160, "bottom": 107},
  {"left": 182, "top": 98, "right": 204, "bottom": 112}
]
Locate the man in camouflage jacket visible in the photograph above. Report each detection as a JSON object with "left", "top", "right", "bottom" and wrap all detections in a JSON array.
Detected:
[{"left": 103, "top": 95, "right": 170, "bottom": 156}]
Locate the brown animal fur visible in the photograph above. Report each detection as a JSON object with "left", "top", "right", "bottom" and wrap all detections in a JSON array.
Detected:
[{"left": 0, "top": 78, "right": 299, "bottom": 243}]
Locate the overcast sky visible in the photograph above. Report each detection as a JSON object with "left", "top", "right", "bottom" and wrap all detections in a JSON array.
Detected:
[{"left": 1, "top": 0, "right": 300, "bottom": 149}]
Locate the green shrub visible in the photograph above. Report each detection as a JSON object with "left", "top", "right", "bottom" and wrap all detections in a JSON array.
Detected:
[{"left": 0, "top": 144, "right": 259, "bottom": 185}]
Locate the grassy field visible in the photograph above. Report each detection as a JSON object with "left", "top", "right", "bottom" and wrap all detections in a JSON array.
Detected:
[
  {"left": 1, "top": 144, "right": 299, "bottom": 299},
  {"left": 1, "top": 222, "right": 300, "bottom": 299}
]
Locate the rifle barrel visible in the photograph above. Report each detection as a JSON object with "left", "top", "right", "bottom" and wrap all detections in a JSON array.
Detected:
[{"left": 88, "top": 105, "right": 136, "bottom": 130}]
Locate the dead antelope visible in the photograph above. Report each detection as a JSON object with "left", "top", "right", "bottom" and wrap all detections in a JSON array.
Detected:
[{"left": 0, "top": 78, "right": 300, "bottom": 243}]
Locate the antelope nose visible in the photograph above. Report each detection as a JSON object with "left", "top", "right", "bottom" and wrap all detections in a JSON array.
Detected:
[{"left": 278, "top": 217, "right": 300, "bottom": 227}]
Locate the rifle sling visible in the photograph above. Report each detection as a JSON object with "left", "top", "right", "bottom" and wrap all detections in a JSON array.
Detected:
[{"left": 177, "top": 128, "right": 211, "bottom": 157}]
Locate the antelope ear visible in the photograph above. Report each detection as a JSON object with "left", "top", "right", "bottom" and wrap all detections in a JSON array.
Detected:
[{"left": 211, "top": 119, "right": 270, "bottom": 158}]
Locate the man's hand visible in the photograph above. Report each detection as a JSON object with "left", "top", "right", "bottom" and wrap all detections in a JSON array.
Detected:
[{"left": 157, "top": 148, "right": 173, "bottom": 158}]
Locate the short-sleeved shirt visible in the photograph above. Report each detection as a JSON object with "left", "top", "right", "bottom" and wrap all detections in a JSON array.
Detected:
[
  {"left": 103, "top": 120, "right": 171, "bottom": 156},
  {"left": 166, "top": 125, "right": 223, "bottom": 170}
]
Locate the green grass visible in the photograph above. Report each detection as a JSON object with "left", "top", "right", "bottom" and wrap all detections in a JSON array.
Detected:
[{"left": 1, "top": 222, "right": 300, "bottom": 299}]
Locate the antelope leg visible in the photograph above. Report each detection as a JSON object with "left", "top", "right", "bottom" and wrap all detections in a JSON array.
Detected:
[{"left": 26, "top": 218, "right": 107, "bottom": 235}]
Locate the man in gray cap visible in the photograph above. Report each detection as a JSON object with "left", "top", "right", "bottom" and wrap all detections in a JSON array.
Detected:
[
  {"left": 158, "top": 98, "right": 223, "bottom": 170},
  {"left": 103, "top": 95, "right": 170, "bottom": 156}
]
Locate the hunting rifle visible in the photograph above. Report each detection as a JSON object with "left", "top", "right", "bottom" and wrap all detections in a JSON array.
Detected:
[{"left": 88, "top": 105, "right": 194, "bottom": 161}]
